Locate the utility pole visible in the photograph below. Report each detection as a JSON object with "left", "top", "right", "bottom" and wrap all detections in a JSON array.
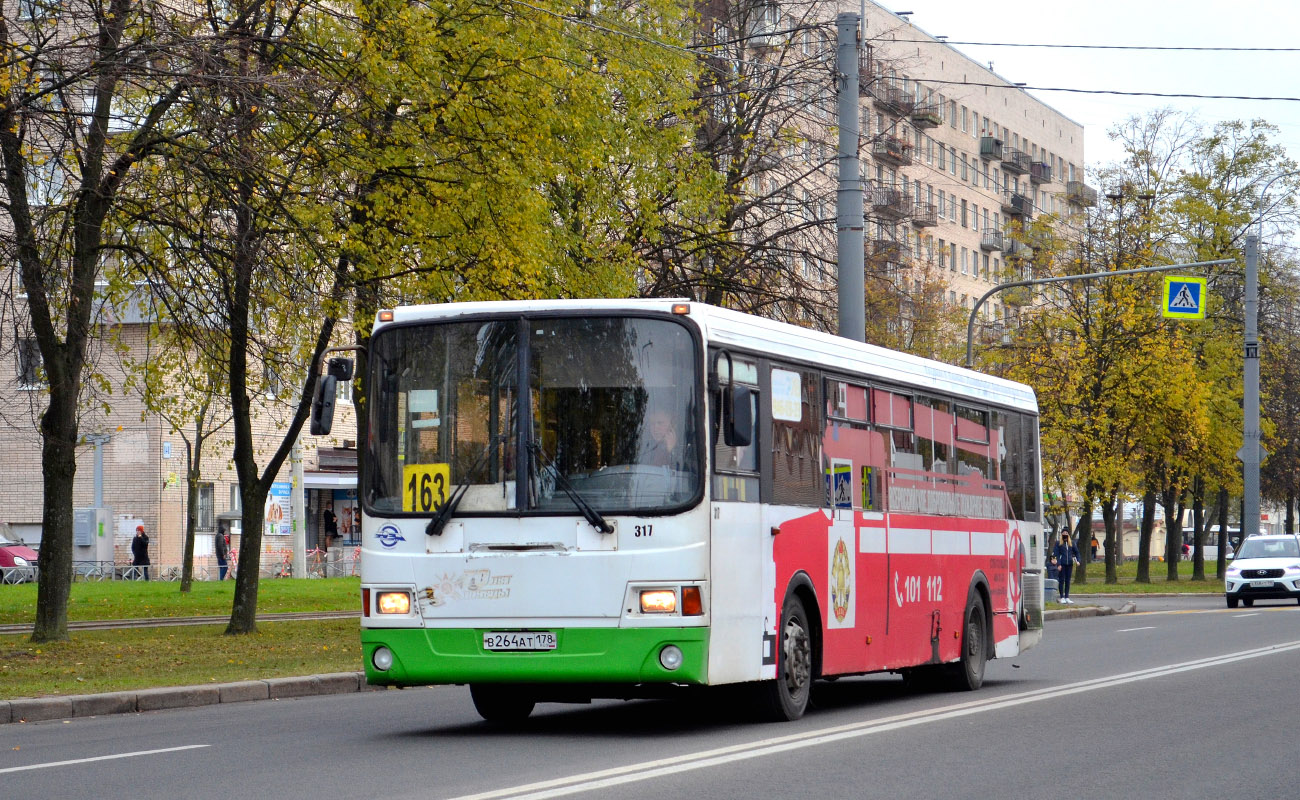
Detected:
[
  {"left": 835, "top": 12, "right": 864, "bottom": 342},
  {"left": 291, "top": 433, "right": 306, "bottom": 578},
  {"left": 1241, "top": 233, "right": 1262, "bottom": 540}
]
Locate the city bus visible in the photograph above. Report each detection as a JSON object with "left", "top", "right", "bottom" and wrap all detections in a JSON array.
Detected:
[{"left": 311, "top": 298, "right": 1046, "bottom": 722}]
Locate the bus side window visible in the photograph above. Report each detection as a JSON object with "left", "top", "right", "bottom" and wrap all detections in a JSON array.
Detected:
[
  {"left": 915, "top": 396, "right": 953, "bottom": 474},
  {"left": 824, "top": 379, "right": 871, "bottom": 509},
  {"left": 770, "top": 365, "right": 823, "bottom": 507},
  {"left": 712, "top": 353, "right": 759, "bottom": 502}
]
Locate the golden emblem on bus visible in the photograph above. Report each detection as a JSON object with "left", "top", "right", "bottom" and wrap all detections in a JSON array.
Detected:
[{"left": 830, "top": 537, "right": 852, "bottom": 623}]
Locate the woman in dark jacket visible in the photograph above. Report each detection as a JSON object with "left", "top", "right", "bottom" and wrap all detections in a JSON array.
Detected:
[
  {"left": 131, "top": 525, "right": 151, "bottom": 581},
  {"left": 1053, "top": 531, "right": 1079, "bottom": 604}
]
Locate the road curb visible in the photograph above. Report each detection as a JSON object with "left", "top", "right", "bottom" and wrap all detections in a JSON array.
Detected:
[
  {"left": 0, "top": 600, "right": 1145, "bottom": 724},
  {"left": 1045, "top": 600, "right": 1137, "bottom": 621},
  {"left": 1, "top": 671, "right": 372, "bottom": 726}
]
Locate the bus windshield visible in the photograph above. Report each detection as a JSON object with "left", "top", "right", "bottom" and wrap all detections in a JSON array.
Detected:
[{"left": 366, "top": 314, "right": 701, "bottom": 516}]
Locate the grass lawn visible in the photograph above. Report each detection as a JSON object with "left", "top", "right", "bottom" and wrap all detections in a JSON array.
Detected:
[
  {"left": 0, "top": 577, "right": 360, "bottom": 625},
  {"left": 1066, "top": 559, "right": 1227, "bottom": 594},
  {"left": 0, "top": 619, "right": 361, "bottom": 699}
]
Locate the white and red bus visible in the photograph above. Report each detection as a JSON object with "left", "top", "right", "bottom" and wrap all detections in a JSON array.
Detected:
[{"left": 317, "top": 299, "right": 1045, "bottom": 722}]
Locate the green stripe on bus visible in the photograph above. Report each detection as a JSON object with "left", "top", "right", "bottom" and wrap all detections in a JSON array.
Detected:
[{"left": 362, "top": 626, "right": 709, "bottom": 686}]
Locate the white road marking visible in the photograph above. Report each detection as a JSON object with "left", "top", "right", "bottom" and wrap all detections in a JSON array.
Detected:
[
  {"left": 0, "top": 744, "right": 208, "bottom": 775},
  {"left": 1234, "top": 613, "right": 1261, "bottom": 618},
  {"left": 1117, "top": 627, "right": 1157, "bottom": 632},
  {"left": 439, "top": 640, "right": 1300, "bottom": 800}
]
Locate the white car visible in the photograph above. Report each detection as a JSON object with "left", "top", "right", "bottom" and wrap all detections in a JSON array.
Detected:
[{"left": 1225, "top": 535, "right": 1300, "bottom": 608}]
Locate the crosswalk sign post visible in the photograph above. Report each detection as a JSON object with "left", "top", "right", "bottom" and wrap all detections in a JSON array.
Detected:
[{"left": 1162, "top": 276, "right": 1207, "bottom": 320}]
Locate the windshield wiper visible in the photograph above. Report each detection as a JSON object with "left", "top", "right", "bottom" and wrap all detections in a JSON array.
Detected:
[
  {"left": 426, "top": 437, "right": 499, "bottom": 537},
  {"left": 526, "top": 441, "right": 614, "bottom": 534}
]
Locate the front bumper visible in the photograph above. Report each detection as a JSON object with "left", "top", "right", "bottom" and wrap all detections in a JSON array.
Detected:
[
  {"left": 362, "top": 626, "right": 709, "bottom": 687},
  {"left": 1225, "top": 576, "right": 1300, "bottom": 600}
]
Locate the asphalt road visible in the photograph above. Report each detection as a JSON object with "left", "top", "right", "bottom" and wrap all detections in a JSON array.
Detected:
[{"left": 4, "top": 594, "right": 1297, "bottom": 800}]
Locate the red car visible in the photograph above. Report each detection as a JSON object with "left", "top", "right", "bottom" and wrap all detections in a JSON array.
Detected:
[{"left": 0, "top": 538, "right": 38, "bottom": 584}]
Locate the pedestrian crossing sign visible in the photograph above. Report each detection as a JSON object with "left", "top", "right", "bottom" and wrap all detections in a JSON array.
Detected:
[{"left": 1162, "top": 276, "right": 1206, "bottom": 319}]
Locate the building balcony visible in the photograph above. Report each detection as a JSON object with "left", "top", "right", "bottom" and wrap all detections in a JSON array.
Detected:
[
  {"left": 980, "top": 136, "right": 1003, "bottom": 161},
  {"left": 871, "top": 135, "right": 913, "bottom": 166},
  {"left": 868, "top": 238, "right": 911, "bottom": 269},
  {"left": 1005, "top": 239, "right": 1034, "bottom": 260},
  {"left": 1067, "top": 181, "right": 1098, "bottom": 207},
  {"left": 872, "top": 84, "right": 916, "bottom": 117},
  {"left": 857, "top": 48, "right": 873, "bottom": 95},
  {"left": 910, "top": 102, "right": 942, "bottom": 129},
  {"left": 1001, "top": 190, "right": 1034, "bottom": 218},
  {"left": 1002, "top": 285, "right": 1033, "bottom": 306},
  {"left": 1001, "top": 147, "right": 1031, "bottom": 175},
  {"left": 980, "top": 229, "right": 1005, "bottom": 251},
  {"left": 912, "top": 202, "right": 939, "bottom": 227},
  {"left": 1029, "top": 161, "right": 1052, "bottom": 184},
  {"left": 868, "top": 183, "right": 912, "bottom": 218}
]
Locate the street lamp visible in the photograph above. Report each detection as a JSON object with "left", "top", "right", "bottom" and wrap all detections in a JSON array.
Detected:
[{"left": 1240, "top": 170, "right": 1299, "bottom": 540}]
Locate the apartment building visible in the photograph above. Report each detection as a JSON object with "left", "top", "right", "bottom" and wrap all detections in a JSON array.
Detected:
[
  {"left": 0, "top": 314, "right": 359, "bottom": 576},
  {"left": 695, "top": 0, "right": 1098, "bottom": 335},
  {"left": 857, "top": 1, "right": 1095, "bottom": 327}
]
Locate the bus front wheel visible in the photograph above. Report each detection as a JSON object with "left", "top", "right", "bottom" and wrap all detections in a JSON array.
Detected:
[
  {"left": 757, "top": 596, "right": 813, "bottom": 721},
  {"left": 470, "top": 684, "right": 535, "bottom": 724}
]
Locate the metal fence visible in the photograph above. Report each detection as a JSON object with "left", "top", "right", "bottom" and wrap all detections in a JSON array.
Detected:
[{"left": 0, "top": 549, "right": 361, "bottom": 585}]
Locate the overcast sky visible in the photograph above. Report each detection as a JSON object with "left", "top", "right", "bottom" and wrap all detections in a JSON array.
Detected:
[{"left": 876, "top": 0, "right": 1300, "bottom": 179}]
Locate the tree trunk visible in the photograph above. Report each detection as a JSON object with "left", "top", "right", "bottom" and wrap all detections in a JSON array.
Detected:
[
  {"left": 1161, "top": 491, "right": 1181, "bottom": 581},
  {"left": 1075, "top": 496, "right": 1093, "bottom": 585},
  {"left": 1136, "top": 490, "right": 1156, "bottom": 583},
  {"left": 1287, "top": 492, "right": 1295, "bottom": 536},
  {"left": 1191, "top": 479, "right": 1206, "bottom": 581},
  {"left": 1216, "top": 487, "right": 1230, "bottom": 579},
  {"left": 31, "top": 394, "right": 79, "bottom": 643},
  {"left": 1101, "top": 495, "right": 1119, "bottom": 584}
]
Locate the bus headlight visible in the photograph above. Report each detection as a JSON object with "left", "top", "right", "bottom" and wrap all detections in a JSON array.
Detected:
[
  {"left": 640, "top": 589, "right": 677, "bottom": 614},
  {"left": 372, "top": 646, "right": 394, "bottom": 671},
  {"left": 376, "top": 592, "right": 412, "bottom": 615}
]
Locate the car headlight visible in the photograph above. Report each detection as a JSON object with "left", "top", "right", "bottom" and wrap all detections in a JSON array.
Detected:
[
  {"left": 1227, "top": 567, "right": 1240, "bottom": 577},
  {"left": 12, "top": 556, "right": 28, "bottom": 567}
]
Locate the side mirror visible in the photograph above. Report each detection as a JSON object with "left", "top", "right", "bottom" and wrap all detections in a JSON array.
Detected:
[
  {"left": 724, "top": 385, "right": 754, "bottom": 447},
  {"left": 310, "top": 375, "right": 338, "bottom": 435},
  {"left": 327, "top": 356, "right": 354, "bottom": 381}
]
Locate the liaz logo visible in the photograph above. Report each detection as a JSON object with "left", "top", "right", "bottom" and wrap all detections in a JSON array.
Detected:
[{"left": 376, "top": 525, "right": 406, "bottom": 548}]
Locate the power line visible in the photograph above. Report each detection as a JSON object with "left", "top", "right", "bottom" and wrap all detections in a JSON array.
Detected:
[
  {"left": 920, "top": 78, "right": 1300, "bottom": 102},
  {"left": 890, "top": 39, "right": 1300, "bottom": 53}
]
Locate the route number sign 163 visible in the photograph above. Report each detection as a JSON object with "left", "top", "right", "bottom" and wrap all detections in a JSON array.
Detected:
[{"left": 402, "top": 463, "right": 450, "bottom": 513}]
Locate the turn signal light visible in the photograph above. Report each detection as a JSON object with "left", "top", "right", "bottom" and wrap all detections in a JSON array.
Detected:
[
  {"left": 681, "top": 586, "right": 703, "bottom": 615},
  {"left": 376, "top": 591, "right": 412, "bottom": 615},
  {"left": 640, "top": 589, "right": 677, "bottom": 613},
  {"left": 671, "top": 303, "right": 690, "bottom": 315},
  {"left": 378, "top": 310, "right": 394, "bottom": 322}
]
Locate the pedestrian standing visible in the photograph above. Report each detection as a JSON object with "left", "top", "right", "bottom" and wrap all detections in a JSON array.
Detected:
[
  {"left": 1090, "top": 535, "right": 1099, "bottom": 561},
  {"left": 322, "top": 505, "right": 338, "bottom": 548},
  {"left": 1053, "top": 531, "right": 1079, "bottom": 604},
  {"left": 215, "top": 520, "right": 230, "bottom": 580},
  {"left": 131, "top": 525, "right": 151, "bottom": 581}
]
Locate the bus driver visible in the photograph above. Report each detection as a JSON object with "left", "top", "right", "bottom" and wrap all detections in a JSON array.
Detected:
[{"left": 641, "top": 409, "right": 680, "bottom": 468}]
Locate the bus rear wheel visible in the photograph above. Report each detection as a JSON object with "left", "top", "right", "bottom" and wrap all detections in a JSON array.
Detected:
[
  {"left": 470, "top": 684, "right": 535, "bottom": 724},
  {"left": 757, "top": 596, "right": 813, "bottom": 721},
  {"left": 943, "top": 593, "right": 987, "bottom": 692}
]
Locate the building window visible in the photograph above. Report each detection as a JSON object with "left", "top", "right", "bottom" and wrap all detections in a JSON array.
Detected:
[
  {"left": 198, "top": 483, "right": 215, "bottom": 530},
  {"left": 17, "top": 338, "right": 43, "bottom": 388}
]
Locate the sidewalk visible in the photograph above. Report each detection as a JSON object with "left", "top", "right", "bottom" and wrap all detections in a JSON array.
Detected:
[{"left": 2, "top": 671, "right": 379, "bottom": 725}]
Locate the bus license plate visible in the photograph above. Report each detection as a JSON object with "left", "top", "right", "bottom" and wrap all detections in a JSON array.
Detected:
[
  {"left": 1249, "top": 580, "right": 1275, "bottom": 588},
  {"left": 483, "top": 631, "right": 557, "bottom": 651}
]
